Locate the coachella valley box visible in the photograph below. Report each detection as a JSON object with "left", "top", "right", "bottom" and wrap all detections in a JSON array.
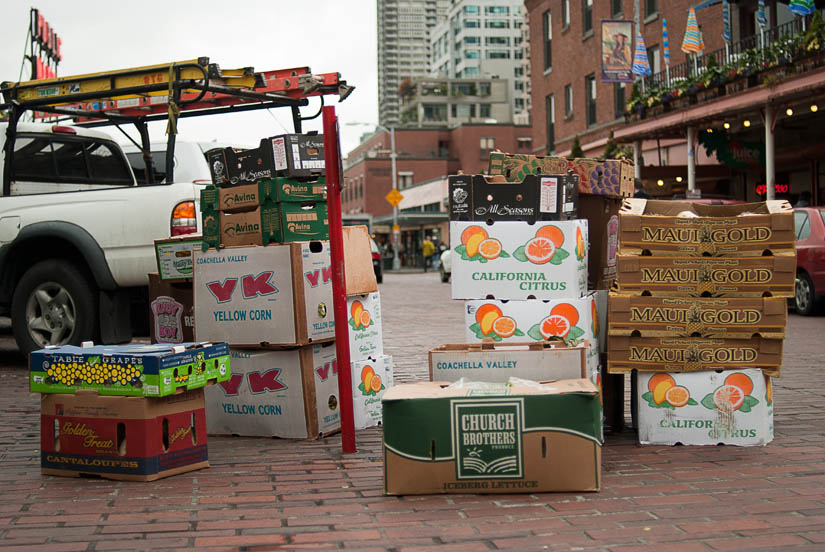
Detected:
[
  {"left": 194, "top": 242, "right": 335, "bottom": 347},
  {"left": 148, "top": 273, "right": 195, "bottom": 344},
  {"left": 40, "top": 389, "right": 209, "bottom": 481},
  {"left": 618, "top": 198, "right": 795, "bottom": 257},
  {"left": 352, "top": 355, "right": 394, "bottom": 430},
  {"left": 204, "top": 343, "right": 340, "bottom": 439},
  {"left": 636, "top": 369, "right": 773, "bottom": 446},
  {"left": 608, "top": 294, "right": 787, "bottom": 339},
  {"left": 428, "top": 341, "right": 586, "bottom": 383},
  {"left": 450, "top": 220, "right": 588, "bottom": 301},
  {"left": 607, "top": 335, "right": 783, "bottom": 377},
  {"left": 347, "top": 292, "right": 383, "bottom": 362},
  {"left": 30, "top": 342, "right": 230, "bottom": 397},
  {"left": 487, "top": 153, "right": 634, "bottom": 198},
  {"left": 614, "top": 254, "right": 796, "bottom": 297},
  {"left": 382, "top": 379, "right": 602, "bottom": 495}
]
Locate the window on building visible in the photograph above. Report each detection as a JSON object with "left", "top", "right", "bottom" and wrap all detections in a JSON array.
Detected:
[
  {"left": 585, "top": 74, "right": 597, "bottom": 126},
  {"left": 479, "top": 82, "right": 491, "bottom": 96},
  {"left": 464, "top": 19, "right": 480, "bottom": 28},
  {"left": 582, "top": 0, "right": 593, "bottom": 34},
  {"left": 463, "top": 5, "right": 479, "bottom": 15},
  {"left": 645, "top": 0, "right": 657, "bottom": 18},
  {"left": 562, "top": 0, "right": 570, "bottom": 28},
  {"left": 463, "top": 66, "right": 479, "bottom": 76},
  {"left": 514, "top": 98, "right": 524, "bottom": 109},
  {"left": 398, "top": 172, "right": 414, "bottom": 190},
  {"left": 514, "top": 66, "right": 524, "bottom": 77},
  {"left": 543, "top": 10, "right": 552, "bottom": 72},
  {"left": 646, "top": 44, "right": 661, "bottom": 74},
  {"left": 464, "top": 36, "right": 480, "bottom": 45},
  {"left": 480, "top": 103, "right": 491, "bottom": 117},
  {"left": 514, "top": 49, "right": 524, "bottom": 59},
  {"left": 613, "top": 83, "right": 626, "bottom": 119},
  {"left": 423, "top": 104, "right": 447, "bottom": 122},
  {"left": 611, "top": 0, "right": 622, "bottom": 17},
  {"left": 564, "top": 83, "right": 573, "bottom": 117},
  {"left": 518, "top": 137, "right": 532, "bottom": 151},
  {"left": 452, "top": 82, "right": 476, "bottom": 96},
  {"left": 485, "top": 36, "right": 510, "bottom": 46},
  {"left": 546, "top": 94, "right": 555, "bottom": 153},
  {"left": 465, "top": 49, "right": 480, "bottom": 59},
  {"left": 486, "top": 6, "right": 509, "bottom": 15},
  {"left": 480, "top": 136, "right": 495, "bottom": 156},
  {"left": 486, "top": 50, "right": 510, "bottom": 59},
  {"left": 485, "top": 19, "right": 509, "bottom": 29}
]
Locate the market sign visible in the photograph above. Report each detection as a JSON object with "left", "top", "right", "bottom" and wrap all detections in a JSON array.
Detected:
[
  {"left": 601, "top": 20, "right": 634, "bottom": 83},
  {"left": 699, "top": 131, "right": 765, "bottom": 171}
]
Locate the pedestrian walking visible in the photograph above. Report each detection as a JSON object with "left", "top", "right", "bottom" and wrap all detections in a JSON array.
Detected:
[{"left": 422, "top": 236, "right": 435, "bottom": 272}]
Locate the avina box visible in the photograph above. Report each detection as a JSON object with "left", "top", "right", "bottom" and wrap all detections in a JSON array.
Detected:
[
  {"left": 200, "top": 177, "right": 326, "bottom": 212},
  {"left": 608, "top": 294, "right": 787, "bottom": 339},
  {"left": 194, "top": 242, "right": 335, "bottom": 347},
  {"left": 487, "top": 153, "right": 634, "bottom": 198},
  {"left": 40, "top": 389, "right": 209, "bottom": 481},
  {"left": 204, "top": 343, "right": 340, "bottom": 439},
  {"left": 428, "top": 341, "right": 586, "bottom": 383},
  {"left": 614, "top": 254, "right": 796, "bottom": 297},
  {"left": 382, "top": 379, "right": 602, "bottom": 495},
  {"left": 636, "top": 369, "right": 773, "bottom": 446},
  {"left": 607, "top": 335, "right": 783, "bottom": 377},
  {"left": 450, "top": 220, "right": 588, "bottom": 300},
  {"left": 30, "top": 342, "right": 230, "bottom": 397},
  {"left": 618, "top": 198, "right": 795, "bottom": 256}
]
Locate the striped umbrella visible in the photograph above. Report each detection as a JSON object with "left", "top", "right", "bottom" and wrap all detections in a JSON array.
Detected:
[
  {"left": 632, "top": 32, "right": 652, "bottom": 76},
  {"left": 681, "top": 7, "right": 702, "bottom": 54},
  {"left": 789, "top": 0, "right": 815, "bottom": 16},
  {"left": 663, "top": 18, "right": 671, "bottom": 66},
  {"left": 722, "top": 1, "right": 731, "bottom": 42},
  {"left": 757, "top": 0, "right": 768, "bottom": 28}
]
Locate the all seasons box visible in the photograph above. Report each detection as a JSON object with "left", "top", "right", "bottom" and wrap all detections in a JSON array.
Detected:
[
  {"left": 207, "top": 134, "right": 325, "bottom": 185},
  {"left": 607, "top": 335, "right": 783, "bottom": 377},
  {"left": 448, "top": 174, "right": 578, "bottom": 222},
  {"left": 194, "top": 242, "right": 335, "bottom": 347},
  {"left": 148, "top": 273, "right": 195, "bottom": 344},
  {"left": 636, "top": 369, "right": 773, "bottom": 446},
  {"left": 30, "top": 342, "right": 230, "bottom": 397},
  {"left": 204, "top": 343, "right": 340, "bottom": 439},
  {"left": 487, "top": 153, "right": 634, "bottom": 198},
  {"left": 429, "top": 342, "right": 586, "bottom": 383},
  {"left": 450, "top": 220, "right": 588, "bottom": 301},
  {"left": 614, "top": 254, "right": 796, "bottom": 297},
  {"left": 40, "top": 389, "right": 208, "bottom": 481},
  {"left": 608, "top": 294, "right": 787, "bottom": 339},
  {"left": 618, "top": 198, "right": 795, "bottom": 256},
  {"left": 382, "top": 379, "right": 602, "bottom": 495}
]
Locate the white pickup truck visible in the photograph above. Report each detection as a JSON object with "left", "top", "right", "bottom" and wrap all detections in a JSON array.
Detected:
[{"left": 0, "top": 122, "right": 203, "bottom": 355}]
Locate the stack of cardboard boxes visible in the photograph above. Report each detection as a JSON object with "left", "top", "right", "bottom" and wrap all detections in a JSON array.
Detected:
[
  {"left": 30, "top": 341, "right": 230, "bottom": 481},
  {"left": 607, "top": 199, "right": 796, "bottom": 445}
]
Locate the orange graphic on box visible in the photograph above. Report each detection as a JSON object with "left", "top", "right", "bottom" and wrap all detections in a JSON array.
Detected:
[
  {"left": 349, "top": 300, "right": 372, "bottom": 331},
  {"left": 513, "top": 225, "right": 570, "bottom": 266},
  {"left": 358, "top": 364, "right": 384, "bottom": 396},
  {"left": 454, "top": 226, "right": 510, "bottom": 263},
  {"left": 701, "top": 372, "right": 760, "bottom": 413},
  {"left": 468, "top": 304, "right": 525, "bottom": 342},
  {"left": 642, "top": 374, "right": 698, "bottom": 410},
  {"left": 526, "top": 303, "right": 586, "bottom": 344}
]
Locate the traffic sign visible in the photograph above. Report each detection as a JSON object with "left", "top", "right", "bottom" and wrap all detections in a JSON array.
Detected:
[
  {"left": 385, "top": 188, "right": 404, "bottom": 207},
  {"left": 392, "top": 224, "right": 400, "bottom": 232}
]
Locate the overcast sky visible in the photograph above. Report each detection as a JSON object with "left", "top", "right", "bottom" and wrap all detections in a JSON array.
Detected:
[{"left": 0, "top": 0, "right": 379, "bottom": 156}]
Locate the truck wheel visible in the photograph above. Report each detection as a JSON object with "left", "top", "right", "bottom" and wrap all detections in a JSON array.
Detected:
[{"left": 11, "top": 260, "right": 99, "bottom": 356}]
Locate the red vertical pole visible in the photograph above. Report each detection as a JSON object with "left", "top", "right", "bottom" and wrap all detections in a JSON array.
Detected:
[{"left": 323, "top": 105, "right": 356, "bottom": 453}]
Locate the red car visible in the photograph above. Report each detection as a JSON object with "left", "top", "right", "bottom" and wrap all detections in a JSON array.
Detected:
[{"left": 793, "top": 207, "right": 825, "bottom": 315}]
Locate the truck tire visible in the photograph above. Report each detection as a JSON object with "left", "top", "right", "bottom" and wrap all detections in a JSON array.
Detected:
[{"left": 11, "top": 260, "right": 99, "bottom": 356}]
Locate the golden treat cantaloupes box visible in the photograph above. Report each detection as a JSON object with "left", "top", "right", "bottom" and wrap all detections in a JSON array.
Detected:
[
  {"left": 618, "top": 198, "right": 795, "bottom": 257},
  {"left": 608, "top": 294, "right": 788, "bottom": 339},
  {"left": 382, "top": 379, "right": 602, "bottom": 496},
  {"left": 613, "top": 254, "right": 796, "bottom": 298}
]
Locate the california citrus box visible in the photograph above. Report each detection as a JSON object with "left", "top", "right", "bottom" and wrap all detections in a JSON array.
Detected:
[
  {"left": 487, "top": 152, "right": 634, "bottom": 198},
  {"left": 636, "top": 369, "right": 773, "bottom": 446},
  {"left": 614, "top": 254, "right": 796, "bottom": 297},
  {"left": 607, "top": 335, "right": 782, "bottom": 377},
  {"left": 450, "top": 220, "right": 588, "bottom": 300},
  {"left": 40, "top": 388, "right": 209, "bottom": 481},
  {"left": 347, "top": 292, "right": 383, "bottom": 362},
  {"left": 30, "top": 342, "right": 230, "bottom": 397},
  {"left": 608, "top": 294, "right": 787, "bottom": 339},
  {"left": 463, "top": 295, "right": 600, "bottom": 379},
  {"left": 352, "top": 355, "right": 393, "bottom": 430},
  {"left": 618, "top": 198, "right": 795, "bottom": 257},
  {"left": 204, "top": 343, "right": 340, "bottom": 439},
  {"left": 429, "top": 341, "right": 586, "bottom": 383},
  {"left": 382, "top": 379, "right": 602, "bottom": 495}
]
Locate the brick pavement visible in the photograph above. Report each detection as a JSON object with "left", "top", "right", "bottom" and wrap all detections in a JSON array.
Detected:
[{"left": 0, "top": 271, "right": 824, "bottom": 551}]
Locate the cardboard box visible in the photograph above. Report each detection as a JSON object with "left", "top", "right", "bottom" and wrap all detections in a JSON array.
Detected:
[
  {"left": 577, "top": 195, "right": 620, "bottom": 290},
  {"left": 428, "top": 341, "right": 586, "bottom": 383},
  {"left": 592, "top": 290, "right": 608, "bottom": 354},
  {"left": 618, "top": 198, "right": 795, "bottom": 257},
  {"left": 204, "top": 343, "right": 340, "bottom": 439},
  {"left": 206, "top": 134, "right": 325, "bottom": 185},
  {"left": 30, "top": 342, "right": 230, "bottom": 397},
  {"left": 608, "top": 294, "right": 787, "bottom": 339},
  {"left": 279, "top": 201, "right": 329, "bottom": 242},
  {"left": 614, "top": 254, "right": 796, "bottom": 298},
  {"left": 148, "top": 273, "right": 195, "bottom": 344},
  {"left": 154, "top": 236, "right": 201, "bottom": 281},
  {"left": 200, "top": 178, "right": 327, "bottom": 212},
  {"left": 342, "top": 225, "right": 378, "bottom": 296},
  {"left": 487, "top": 153, "right": 634, "bottom": 198},
  {"left": 40, "top": 389, "right": 209, "bottom": 481},
  {"left": 352, "top": 355, "right": 394, "bottom": 430},
  {"left": 636, "top": 369, "right": 773, "bottom": 446},
  {"left": 450, "top": 220, "right": 588, "bottom": 300},
  {"left": 195, "top": 242, "right": 335, "bottom": 347},
  {"left": 347, "top": 292, "right": 384, "bottom": 362},
  {"left": 382, "top": 379, "right": 602, "bottom": 495},
  {"left": 448, "top": 174, "right": 578, "bottom": 222},
  {"left": 607, "top": 335, "right": 782, "bottom": 377},
  {"left": 202, "top": 203, "right": 281, "bottom": 250}
]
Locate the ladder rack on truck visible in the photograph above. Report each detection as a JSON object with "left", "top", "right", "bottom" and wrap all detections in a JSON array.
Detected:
[{"left": 1, "top": 57, "right": 353, "bottom": 188}]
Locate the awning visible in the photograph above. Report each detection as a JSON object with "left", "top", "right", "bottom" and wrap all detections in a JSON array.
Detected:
[{"left": 373, "top": 212, "right": 449, "bottom": 230}]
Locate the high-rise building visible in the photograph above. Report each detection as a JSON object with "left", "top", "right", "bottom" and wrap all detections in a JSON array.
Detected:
[{"left": 378, "top": 0, "right": 451, "bottom": 127}]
